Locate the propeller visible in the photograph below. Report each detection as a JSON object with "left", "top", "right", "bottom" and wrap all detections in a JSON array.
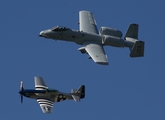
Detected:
[{"left": 19, "top": 81, "right": 24, "bottom": 103}]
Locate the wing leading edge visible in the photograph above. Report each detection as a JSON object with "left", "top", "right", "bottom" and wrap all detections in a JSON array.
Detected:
[{"left": 84, "top": 43, "right": 108, "bottom": 65}]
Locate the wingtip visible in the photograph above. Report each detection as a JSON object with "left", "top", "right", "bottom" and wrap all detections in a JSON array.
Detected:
[{"left": 79, "top": 10, "right": 92, "bottom": 14}]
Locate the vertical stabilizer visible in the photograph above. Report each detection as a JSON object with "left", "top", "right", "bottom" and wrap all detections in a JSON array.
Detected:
[
  {"left": 130, "top": 41, "right": 144, "bottom": 57},
  {"left": 125, "top": 24, "right": 144, "bottom": 57},
  {"left": 124, "top": 23, "right": 138, "bottom": 39}
]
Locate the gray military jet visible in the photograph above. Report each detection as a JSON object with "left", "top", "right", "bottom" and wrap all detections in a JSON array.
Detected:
[
  {"left": 39, "top": 10, "right": 144, "bottom": 65},
  {"left": 19, "top": 76, "right": 85, "bottom": 113}
]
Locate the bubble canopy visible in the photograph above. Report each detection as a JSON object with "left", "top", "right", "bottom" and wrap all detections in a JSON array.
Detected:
[{"left": 51, "top": 26, "right": 70, "bottom": 31}]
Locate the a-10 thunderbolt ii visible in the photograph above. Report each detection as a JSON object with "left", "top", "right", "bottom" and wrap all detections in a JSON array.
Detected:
[
  {"left": 19, "top": 76, "right": 85, "bottom": 113},
  {"left": 39, "top": 10, "right": 144, "bottom": 65}
]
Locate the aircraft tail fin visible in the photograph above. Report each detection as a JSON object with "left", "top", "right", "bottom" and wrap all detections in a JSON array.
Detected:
[
  {"left": 124, "top": 23, "right": 138, "bottom": 39},
  {"left": 71, "top": 85, "right": 85, "bottom": 102},
  {"left": 129, "top": 41, "right": 144, "bottom": 57},
  {"left": 124, "top": 24, "right": 145, "bottom": 57}
]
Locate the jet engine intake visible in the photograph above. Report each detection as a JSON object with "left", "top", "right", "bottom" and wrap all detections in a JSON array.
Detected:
[{"left": 100, "top": 27, "right": 122, "bottom": 38}]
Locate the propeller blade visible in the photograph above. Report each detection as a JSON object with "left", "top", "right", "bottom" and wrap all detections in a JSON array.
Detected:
[
  {"left": 20, "top": 81, "right": 24, "bottom": 91},
  {"left": 21, "top": 94, "right": 23, "bottom": 103},
  {"left": 19, "top": 81, "right": 24, "bottom": 103}
]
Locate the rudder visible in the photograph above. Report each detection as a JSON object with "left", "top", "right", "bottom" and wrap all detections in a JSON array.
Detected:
[{"left": 77, "top": 85, "right": 85, "bottom": 99}]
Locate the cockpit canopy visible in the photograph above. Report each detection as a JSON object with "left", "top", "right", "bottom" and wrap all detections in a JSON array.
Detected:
[{"left": 51, "top": 26, "right": 70, "bottom": 32}]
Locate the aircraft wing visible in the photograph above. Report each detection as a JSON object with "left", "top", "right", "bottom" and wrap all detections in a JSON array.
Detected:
[
  {"left": 84, "top": 43, "right": 108, "bottom": 65},
  {"left": 79, "top": 11, "right": 99, "bottom": 34},
  {"left": 34, "top": 76, "right": 48, "bottom": 90},
  {"left": 37, "top": 99, "right": 54, "bottom": 113}
]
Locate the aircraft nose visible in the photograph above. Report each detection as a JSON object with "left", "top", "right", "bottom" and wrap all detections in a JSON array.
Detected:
[
  {"left": 39, "top": 31, "right": 44, "bottom": 37},
  {"left": 39, "top": 31, "right": 49, "bottom": 38},
  {"left": 19, "top": 91, "right": 23, "bottom": 95}
]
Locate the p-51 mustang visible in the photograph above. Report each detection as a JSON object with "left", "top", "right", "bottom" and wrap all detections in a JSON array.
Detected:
[
  {"left": 19, "top": 76, "right": 85, "bottom": 113},
  {"left": 39, "top": 10, "right": 145, "bottom": 65}
]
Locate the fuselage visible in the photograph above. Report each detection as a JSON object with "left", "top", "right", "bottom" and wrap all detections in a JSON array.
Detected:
[
  {"left": 19, "top": 89, "right": 68, "bottom": 102},
  {"left": 39, "top": 26, "right": 134, "bottom": 48},
  {"left": 39, "top": 28, "right": 102, "bottom": 45}
]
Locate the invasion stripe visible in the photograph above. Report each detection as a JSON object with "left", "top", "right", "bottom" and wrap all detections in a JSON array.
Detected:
[
  {"left": 38, "top": 101, "right": 53, "bottom": 105},
  {"left": 38, "top": 102, "right": 53, "bottom": 105},
  {"left": 35, "top": 85, "right": 48, "bottom": 87},
  {"left": 35, "top": 87, "right": 47, "bottom": 90},
  {"left": 37, "top": 100, "right": 53, "bottom": 106},
  {"left": 38, "top": 101, "right": 53, "bottom": 104},
  {"left": 39, "top": 102, "right": 53, "bottom": 107},
  {"left": 37, "top": 99, "right": 53, "bottom": 104},
  {"left": 37, "top": 98, "right": 53, "bottom": 102}
]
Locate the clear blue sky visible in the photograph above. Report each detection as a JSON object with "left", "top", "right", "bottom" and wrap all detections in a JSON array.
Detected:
[{"left": 1, "top": 0, "right": 165, "bottom": 120}]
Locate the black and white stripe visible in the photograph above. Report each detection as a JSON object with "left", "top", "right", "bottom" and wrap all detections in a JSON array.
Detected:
[
  {"left": 37, "top": 98, "right": 54, "bottom": 107},
  {"left": 34, "top": 76, "right": 48, "bottom": 90},
  {"left": 35, "top": 85, "right": 48, "bottom": 90}
]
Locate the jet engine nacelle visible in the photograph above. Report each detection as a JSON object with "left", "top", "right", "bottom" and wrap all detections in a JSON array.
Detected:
[
  {"left": 78, "top": 47, "right": 86, "bottom": 54},
  {"left": 102, "top": 35, "right": 124, "bottom": 47},
  {"left": 100, "top": 27, "right": 122, "bottom": 38}
]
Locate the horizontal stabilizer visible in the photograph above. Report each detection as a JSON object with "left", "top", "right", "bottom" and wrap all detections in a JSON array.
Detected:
[
  {"left": 71, "top": 85, "right": 85, "bottom": 102},
  {"left": 130, "top": 41, "right": 144, "bottom": 57},
  {"left": 71, "top": 89, "right": 80, "bottom": 102}
]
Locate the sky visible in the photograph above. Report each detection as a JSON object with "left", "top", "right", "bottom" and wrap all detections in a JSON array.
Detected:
[{"left": 1, "top": 0, "right": 165, "bottom": 120}]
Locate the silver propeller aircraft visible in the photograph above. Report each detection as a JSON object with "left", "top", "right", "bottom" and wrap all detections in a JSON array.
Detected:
[
  {"left": 39, "top": 10, "right": 145, "bottom": 65},
  {"left": 19, "top": 76, "right": 85, "bottom": 113}
]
